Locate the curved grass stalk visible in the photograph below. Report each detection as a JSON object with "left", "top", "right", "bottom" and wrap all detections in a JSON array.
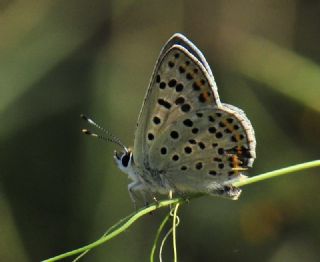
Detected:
[
  {"left": 150, "top": 203, "right": 181, "bottom": 262},
  {"left": 172, "top": 203, "right": 180, "bottom": 262},
  {"left": 42, "top": 199, "right": 183, "bottom": 262},
  {"left": 159, "top": 227, "right": 173, "bottom": 262},
  {"left": 150, "top": 212, "right": 171, "bottom": 262},
  {"left": 42, "top": 160, "right": 320, "bottom": 262},
  {"left": 72, "top": 211, "right": 136, "bottom": 262}
]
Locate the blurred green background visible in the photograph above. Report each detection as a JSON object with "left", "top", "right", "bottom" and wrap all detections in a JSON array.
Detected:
[{"left": 1, "top": 0, "right": 320, "bottom": 261}]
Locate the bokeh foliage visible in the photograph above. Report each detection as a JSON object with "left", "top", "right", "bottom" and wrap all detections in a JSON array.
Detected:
[{"left": 1, "top": 1, "right": 319, "bottom": 261}]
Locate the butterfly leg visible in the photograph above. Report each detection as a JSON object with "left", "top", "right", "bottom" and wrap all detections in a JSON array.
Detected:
[{"left": 128, "top": 181, "right": 147, "bottom": 209}]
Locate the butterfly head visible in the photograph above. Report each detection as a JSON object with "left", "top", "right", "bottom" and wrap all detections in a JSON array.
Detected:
[{"left": 114, "top": 148, "right": 133, "bottom": 173}]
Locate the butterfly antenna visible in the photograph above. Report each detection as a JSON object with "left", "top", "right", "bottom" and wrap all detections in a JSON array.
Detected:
[{"left": 80, "top": 114, "right": 128, "bottom": 152}]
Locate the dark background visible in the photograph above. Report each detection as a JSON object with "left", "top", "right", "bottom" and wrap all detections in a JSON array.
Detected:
[{"left": 1, "top": 1, "right": 320, "bottom": 261}]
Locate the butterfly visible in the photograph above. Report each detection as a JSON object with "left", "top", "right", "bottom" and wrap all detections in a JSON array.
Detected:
[{"left": 82, "top": 33, "right": 256, "bottom": 204}]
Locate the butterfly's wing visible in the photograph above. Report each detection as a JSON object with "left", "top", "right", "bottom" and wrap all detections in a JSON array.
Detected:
[
  {"left": 133, "top": 34, "right": 256, "bottom": 199},
  {"left": 157, "top": 104, "right": 256, "bottom": 199},
  {"left": 133, "top": 33, "right": 221, "bottom": 168}
]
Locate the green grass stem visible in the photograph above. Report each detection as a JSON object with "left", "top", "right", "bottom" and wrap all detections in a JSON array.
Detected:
[{"left": 42, "top": 160, "right": 320, "bottom": 262}]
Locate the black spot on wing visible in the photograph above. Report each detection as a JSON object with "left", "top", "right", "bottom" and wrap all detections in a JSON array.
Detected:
[{"left": 158, "top": 98, "right": 172, "bottom": 109}]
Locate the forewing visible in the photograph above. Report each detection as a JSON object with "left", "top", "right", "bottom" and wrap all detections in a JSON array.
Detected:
[
  {"left": 161, "top": 33, "right": 214, "bottom": 77},
  {"left": 133, "top": 43, "right": 221, "bottom": 167}
]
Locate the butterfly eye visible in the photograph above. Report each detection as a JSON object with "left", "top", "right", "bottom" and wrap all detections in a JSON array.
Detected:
[{"left": 121, "top": 153, "right": 130, "bottom": 167}]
